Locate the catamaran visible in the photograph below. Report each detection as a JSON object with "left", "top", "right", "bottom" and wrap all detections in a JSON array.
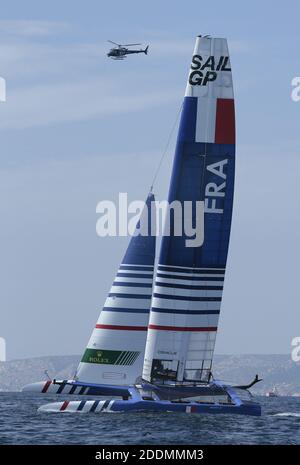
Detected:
[{"left": 23, "top": 35, "right": 262, "bottom": 416}]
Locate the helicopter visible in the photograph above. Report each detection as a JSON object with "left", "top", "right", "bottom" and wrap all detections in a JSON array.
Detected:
[{"left": 107, "top": 41, "right": 149, "bottom": 60}]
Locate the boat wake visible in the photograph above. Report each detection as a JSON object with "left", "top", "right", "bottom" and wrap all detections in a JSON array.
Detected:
[{"left": 273, "top": 412, "right": 300, "bottom": 418}]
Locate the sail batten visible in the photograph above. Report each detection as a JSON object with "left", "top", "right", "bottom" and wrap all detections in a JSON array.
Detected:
[{"left": 142, "top": 36, "right": 235, "bottom": 384}]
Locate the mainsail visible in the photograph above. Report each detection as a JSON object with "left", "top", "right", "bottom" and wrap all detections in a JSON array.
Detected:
[
  {"left": 76, "top": 193, "right": 156, "bottom": 385},
  {"left": 142, "top": 36, "right": 235, "bottom": 384}
]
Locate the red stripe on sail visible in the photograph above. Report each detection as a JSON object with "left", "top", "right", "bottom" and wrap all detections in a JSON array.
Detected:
[
  {"left": 41, "top": 380, "right": 51, "bottom": 393},
  {"left": 60, "top": 401, "right": 69, "bottom": 411},
  {"left": 95, "top": 324, "right": 148, "bottom": 331},
  {"left": 215, "top": 98, "right": 235, "bottom": 144},
  {"left": 148, "top": 324, "right": 217, "bottom": 332}
]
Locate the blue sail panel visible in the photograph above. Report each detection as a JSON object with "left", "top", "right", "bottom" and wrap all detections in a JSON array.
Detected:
[{"left": 122, "top": 193, "right": 156, "bottom": 266}]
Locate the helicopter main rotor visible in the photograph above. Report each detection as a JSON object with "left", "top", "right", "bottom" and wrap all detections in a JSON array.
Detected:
[{"left": 108, "top": 40, "right": 142, "bottom": 48}]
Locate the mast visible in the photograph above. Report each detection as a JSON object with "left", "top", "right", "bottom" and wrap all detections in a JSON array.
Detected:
[
  {"left": 142, "top": 36, "right": 235, "bottom": 384},
  {"left": 76, "top": 193, "right": 156, "bottom": 385}
]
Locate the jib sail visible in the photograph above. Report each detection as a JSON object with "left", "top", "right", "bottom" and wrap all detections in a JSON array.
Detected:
[{"left": 76, "top": 193, "right": 156, "bottom": 385}]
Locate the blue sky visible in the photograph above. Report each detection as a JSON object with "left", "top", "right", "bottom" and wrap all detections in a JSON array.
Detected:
[{"left": 0, "top": 0, "right": 299, "bottom": 359}]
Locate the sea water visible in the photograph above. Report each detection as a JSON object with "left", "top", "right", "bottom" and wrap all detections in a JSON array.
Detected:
[{"left": 0, "top": 392, "right": 299, "bottom": 445}]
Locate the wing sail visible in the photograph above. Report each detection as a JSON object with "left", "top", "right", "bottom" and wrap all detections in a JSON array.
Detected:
[{"left": 142, "top": 37, "right": 235, "bottom": 384}]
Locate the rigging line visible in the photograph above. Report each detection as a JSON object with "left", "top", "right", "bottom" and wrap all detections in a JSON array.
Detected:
[{"left": 150, "top": 101, "right": 183, "bottom": 192}]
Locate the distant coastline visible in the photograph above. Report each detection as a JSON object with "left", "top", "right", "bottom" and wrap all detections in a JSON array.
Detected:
[{"left": 1, "top": 354, "right": 299, "bottom": 395}]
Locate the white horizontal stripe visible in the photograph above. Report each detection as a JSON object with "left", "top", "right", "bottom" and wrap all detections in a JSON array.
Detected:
[
  {"left": 114, "top": 277, "right": 153, "bottom": 284},
  {"left": 151, "top": 297, "right": 221, "bottom": 311},
  {"left": 158, "top": 264, "right": 225, "bottom": 271},
  {"left": 87, "top": 333, "right": 146, "bottom": 352},
  {"left": 118, "top": 269, "right": 154, "bottom": 275},
  {"left": 154, "top": 285, "right": 222, "bottom": 298},
  {"left": 155, "top": 277, "right": 223, "bottom": 287},
  {"left": 104, "top": 297, "right": 151, "bottom": 309},
  {"left": 157, "top": 270, "right": 225, "bottom": 278},
  {"left": 111, "top": 286, "right": 152, "bottom": 296},
  {"left": 121, "top": 264, "right": 154, "bottom": 268},
  {"left": 98, "top": 312, "right": 149, "bottom": 326},
  {"left": 149, "top": 313, "right": 219, "bottom": 327}
]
